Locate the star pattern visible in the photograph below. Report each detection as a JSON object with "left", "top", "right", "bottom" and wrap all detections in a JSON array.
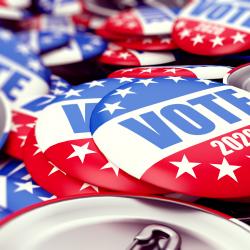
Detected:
[
  {"left": 139, "top": 68, "right": 153, "bottom": 74},
  {"left": 196, "top": 79, "right": 213, "bottom": 86},
  {"left": 143, "top": 38, "right": 152, "bottom": 44},
  {"left": 160, "top": 38, "right": 171, "bottom": 44},
  {"left": 33, "top": 143, "right": 42, "bottom": 156},
  {"left": 175, "top": 20, "right": 186, "bottom": 29},
  {"left": 16, "top": 44, "right": 30, "bottom": 55},
  {"left": 86, "top": 80, "right": 105, "bottom": 88},
  {"left": 82, "top": 44, "right": 94, "bottom": 51},
  {"left": 176, "top": 20, "right": 248, "bottom": 51},
  {"left": 170, "top": 155, "right": 201, "bottom": 178},
  {"left": 164, "top": 68, "right": 178, "bottom": 74},
  {"left": 80, "top": 183, "right": 99, "bottom": 192},
  {"left": 51, "top": 88, "right": 64, "bottom": 95},
  {"left": 118, "top": 52, "right": 131, "bottom": 60},
  {"left": 99, "top": 102, "right": 125, "bottom": 115},
  {"left": 136, "top": 78, "right": 157, "bottom": 87},
  {"left": 63, "top": 89, "right": 83, "bottom": 98},
  {"left": 11, "top": 123, "right": 23, "bottom": 132},
  {"left": 41, "top": 36, "right": 53, "bottom": 44},
  {"left": 165, "top": 76, "right": 186, "bottom": 83},
  {"left": 48, "top": 161, "right": 66, "bottom": 176},
  {"left": 0, "top": 30, "right": 13, "bottom": 41},
  {"left": 104, "top": 50, "right": 113, "bottom": 56},
  {"left": 14, "top": 181, "right": 40, "bottom": 194},
  {"left": 27, "top": 59, "right": 42, "bottom": 72},
  {"left": 179, "top": 28, "right": 191, "bottom": 39},
  {"left": 116, "top": 77, "right": 134, "bottom": 83},
  {"left": 191, "top": 34, "right": 205, "bottom": 46},
  {"left": 121, "top": 68, "right": 133, "bottom": 74},
  {"left": 211, "top": 158, "right": 241, "bottom": 182},
  {"left": 101, "top": 162, "right": 120, "bottom": 176},
  {"left": 112, "top": 87, "right": 135, "bottom": 98},
  {"left": 18, "top": 136, "right": 27, "bottom": 147},
  {"left": 210, "top": 36, "right": 225, "bottom": 48},
  {"left": 231, "top": 32, "right": 246, "bottom": 44},
  {"left": 67, "top": 143, "right": 96, "bottom": 163}
]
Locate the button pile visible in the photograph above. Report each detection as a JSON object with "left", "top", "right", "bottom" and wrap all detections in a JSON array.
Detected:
[{"left": 0, "top": 0, "right": 250, "bottom": 224}]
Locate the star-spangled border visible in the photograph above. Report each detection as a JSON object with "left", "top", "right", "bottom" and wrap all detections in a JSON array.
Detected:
[{"left": 90, "top": 77, "right": 224, "bottom": 133}]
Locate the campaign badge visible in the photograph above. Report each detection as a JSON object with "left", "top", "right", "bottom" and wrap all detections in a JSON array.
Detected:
[
  {"left": 23, "top": 128, "right": 109, "bottom": 197},
  {"left": 99, "top": 44, "right": 176, "bottom": 66},
  {"left": 115, "top": 35, "right": 177, "bottom": 51},
  {"left": 223, "top": 63, "right": 250, "bottom": 92},
  {"left": 34, "top": 78, "right": 166, "bottom": 194},
  {"left": 42, "top": 32, "right": 107, "bottom": 67},
  {"left": 0, "top": 156, "right": 54, "bottom": 211},
  {"left": 17, "top": 30, "right": 70, "bottom": 54},
  {"left": 173, "top": 0, "right": 250, "bottom": 55},
  {"left": 109, "top": 65, "right": 232, "bottom": 79},
  {"left": 105, "top": 6, "right": 177, "bottom": 36},
  {"left": 91, "top": 77, "right": 250, "bottom": 198},
  {"left": 21, "top": 15, "right": 85, "bottom": 35},
  {"left": 4, "top": 94, "right": 56, "bottom": 160},
  {"left": 35, "top": 0, "right": 83, "bottom": 15},
  {"left": 0, "top": 29, "right": 50, "bottom": 106},
  {"left": 49, "top": 75, "right": 71, "bottom": 95}
]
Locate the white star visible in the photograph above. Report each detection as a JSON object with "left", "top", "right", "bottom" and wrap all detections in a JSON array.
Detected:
[
  {"left": 67, "top": 143, "right": 96, "bottom": 163},
  {"left": 104, "top": 50, "right": 113, "bottom": 56},
  {"left": 11, "top": 123, "right": 23, "bottom": 132},
  {"left": 231, "top": 32, "right": 246, "bottom": 44},
  {"left": 191, "top": 34, "right": 205, "bottom": 46},
  {"left": 165, "top": 76, "right": 186, "bottom": 83},
  {"left": 210, "top": 36, "right": 225, "bottom": 48},
  {"left": 170, "top": 154, "right": 201, "bottom": 178},
  {"left": 33, "top": 143, "right": 42, "bottom": 156},
  {"left": 86, "top": 80, "right": 105, "bottom": 88},
  {"left": 48, "top": 161, "right": 66, "bottom": 176},
  {"left": 118, "top": 52, "right": 131, "bottom": 60},
  {"left": 39, "top": 195, "right": 56, "bottom": 201},
  {"left": 113, "top": 19, "right": 123, "bottom": 26},
  {"left": 211, "top": 158, "right": 241, "bottom": 182},
  {"left": 246, "top": 155, "right": 250, "bottom": 158},
  {"left": 136, "top": 78, "right": 157, "bottom": 87},
  {"left": 41, "top": 36, "right": 53, "bottom": 44},
  {"left": 139, "top": 68, "right": 153, "bottom": 74},
  {"left": 160, "top": 38, "right": 171, "bottom": 44},
  {"left": 26, "top": 123, "right": 35, "bottom": 128},
  {"left": 27, "top": 59, "right": 42, "bottom": 72},
  {"left": 91, "top": 38, "right": 102, "bottom": 46},
  {"left": 80, "top": 183, "right": 99, "bottom": 192},
  {"left": 63, "top": 89, "right": 83, "bottom": 98},
  {"left": 14, "top": 181, "right": 40, "bottom": 194},
  {"left": 52, "top": 80, "right": 68, "bottom": 88},
  {"left": 175, "top": 20, "right": 186, "bottom": 29},
  {"left": 121, "top": 68, "right": 134, "bottom": 73},
  {"left": 99, "top": 102, "right": 125, "bottom": 115},
  {"left": 112, "top": 87, "right": 135, "bottom": 98},
  {"left": 16, "top": 44, "right": 30, "bottom": 55},
  {"left": 143, "top": 38, "right": 152, "bottom": 44},
  {"left": 116, "top": 77, "right": 134, "bottom": 83},
  {"left": 51, "top": 88, "right": 64, "bottom": 95},
  {"left": 179, "top": 28, "right": 191, "bottom": 39},
  {"left": 0, "top": 30, "right": 12, "bottom": 41},
  {"left": 18, "top": 135, "right": 27, "bottom": 147},
  {"left": 196, "top": 79, "right": 213, "bottom": 85},
  {"left": 100, "top": 162, "right": 120, "bottom": 176},
  {"left": 127, "top": 21, "right": 137, "bottom": 29},
  {"left": 82, "top": 44, "right": 94, "bottom": 51},
  {"left": 164, "top": 68, "right": 177, "bottom": 74}
]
